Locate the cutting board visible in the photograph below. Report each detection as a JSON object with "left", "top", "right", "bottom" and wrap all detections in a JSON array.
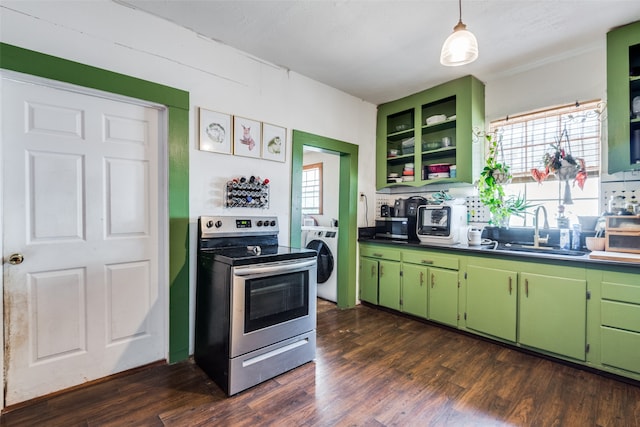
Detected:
[{"left": 589, "top": 251, "right": 640, "bottom": 263}]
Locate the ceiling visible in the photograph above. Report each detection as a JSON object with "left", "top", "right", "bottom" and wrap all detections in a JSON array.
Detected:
[{"left": 118, "top": 1, "right": 640, "bottom": 105}]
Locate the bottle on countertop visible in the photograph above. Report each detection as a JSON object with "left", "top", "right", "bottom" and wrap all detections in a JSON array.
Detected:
[{"left": 571, "top": 224, "right": 581, "bottom": 250}]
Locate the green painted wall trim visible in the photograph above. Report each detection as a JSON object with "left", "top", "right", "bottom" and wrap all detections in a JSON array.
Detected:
[
  {"left": 291, "top": 130, "right": 359, "bottom": 309},
  {"left": 0, "top": 43, "right": 189, "bottom": 109},
  {"left": 1, "top": 43, "right": 191, "bottom": 363}
]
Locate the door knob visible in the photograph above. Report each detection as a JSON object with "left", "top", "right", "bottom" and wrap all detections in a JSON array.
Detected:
[{"left": 8, "top": 253, "right": 24, "bottom": 265}]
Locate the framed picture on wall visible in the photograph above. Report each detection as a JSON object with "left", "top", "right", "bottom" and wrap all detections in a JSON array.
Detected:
[
  {"left": 198, "top": 108, "right": 232, "bottom": 154},
  {"left": 261, "top": 123, "right": 287, "bottom": 162},
  {"left": 233, "top": 116, "right": 262, "bottom": 158}
]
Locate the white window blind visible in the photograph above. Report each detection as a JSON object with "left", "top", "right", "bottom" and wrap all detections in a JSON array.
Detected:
[
  {"left": 490, "top": 100, "right": 602, "bottom": 183},
  {"left": 302, "top": 163, "right": 323, "bottom": 215},
  {"left": 488, "top": 101, "right": 602, "bottom": 227}
]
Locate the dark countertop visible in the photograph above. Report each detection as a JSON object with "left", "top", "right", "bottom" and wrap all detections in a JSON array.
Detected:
[{"left": 358, "top": 237, "right": 640, "bottom": 269}]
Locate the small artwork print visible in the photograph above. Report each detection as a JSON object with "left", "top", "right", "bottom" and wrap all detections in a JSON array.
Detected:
[
  {"left": 199, "top": 108, "right": 232, "bottom": 154},
  {"left": 233, "top": 117, "right": 262, "bottom": 158},
  {"left": 261, "top": 123, "right": 287, "bottom": 162}
]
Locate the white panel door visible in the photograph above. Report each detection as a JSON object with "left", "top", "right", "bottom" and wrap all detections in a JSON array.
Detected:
[{"left": 1, "top": 77, "right": 164, "bottom": 406}]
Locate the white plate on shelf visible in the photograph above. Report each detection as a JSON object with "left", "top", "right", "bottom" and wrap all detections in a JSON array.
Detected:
[{"left": 426, "top": 114, "right": 447, "bottom": 125}]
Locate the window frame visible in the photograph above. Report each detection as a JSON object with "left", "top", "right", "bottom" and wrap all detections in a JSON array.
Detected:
[
  {"left": 302, "top": 162, "right": 323, "bottom": 215},
  {"left": 488, "top": 100, "right": 602, "bottom": 227}
]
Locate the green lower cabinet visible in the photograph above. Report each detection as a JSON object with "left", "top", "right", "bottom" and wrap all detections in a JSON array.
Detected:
[
  {"left": 429, "top": 267, "right": 459, "bottom": 327},
  {"left": 519, "top": 272, "right": 587, "bottom": 361},
  {"left": 401, "top": 263, "right": 428, "bottom": 318},
  {"left": 359, "top": 257, "right": 380, "bottom": 304},
  {"left": 598, "top": 268, "right": 640, "bottom": 374},
  {"left": 466, "top": 265, "right": 517, "bottom": 342},
  {"left": 601, "top": 327, "right": 640, "bottom": 373},
  {"left": 378, "top": 260, "right": 401, "bottom": 310}
]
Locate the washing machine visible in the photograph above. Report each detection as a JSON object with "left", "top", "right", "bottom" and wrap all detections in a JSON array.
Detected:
[{"left": 302, "top": 226, "right": 338, "bottom": 303}]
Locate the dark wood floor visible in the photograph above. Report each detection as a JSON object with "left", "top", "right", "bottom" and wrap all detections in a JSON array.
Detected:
[{"left": 3, "top": 300, "right": 640, "bottom": 426}]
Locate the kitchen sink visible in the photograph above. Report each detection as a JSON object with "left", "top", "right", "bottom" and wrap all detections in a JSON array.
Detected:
[{"left": 496, "top": 243, "right": 588, "bottom": 257}]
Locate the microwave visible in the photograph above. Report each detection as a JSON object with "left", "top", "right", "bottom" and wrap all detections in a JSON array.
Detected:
[
  {"left": 375, "top": 217, "right": 409, "bottom": 240},
  {"left": 416, "top": 205, "right": 466, "bottom": 245}
]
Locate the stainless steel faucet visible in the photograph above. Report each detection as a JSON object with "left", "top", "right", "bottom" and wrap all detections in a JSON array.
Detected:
[{"left": 533, "top": 206, "right": 550, "bottom": 247}]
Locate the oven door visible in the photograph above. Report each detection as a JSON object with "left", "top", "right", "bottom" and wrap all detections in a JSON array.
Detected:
[{"left": 230, "top": 258, "right": 317, "bottom": 357}]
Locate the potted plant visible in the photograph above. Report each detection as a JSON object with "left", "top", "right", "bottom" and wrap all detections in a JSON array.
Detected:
[{"left": 476, "top": 133, "right": 533, "bottom": 226}]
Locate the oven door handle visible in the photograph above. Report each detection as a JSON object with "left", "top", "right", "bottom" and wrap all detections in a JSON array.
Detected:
[{"left": 233, "top": 259, "right": 317, "bottom": 276}]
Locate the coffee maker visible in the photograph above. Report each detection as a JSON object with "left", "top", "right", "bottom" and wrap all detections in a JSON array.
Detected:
[{"left": 405, "top": 196, "right": 428, "bottom": 241}]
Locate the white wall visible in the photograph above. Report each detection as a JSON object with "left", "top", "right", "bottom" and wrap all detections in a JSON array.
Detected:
[
  {"left": 0, "top": 1, "right": 377, "bottom": 354},
  {"left": 484, "top": 43, "right": 607, "bottom": 121},
  {"left": 0, "top": 1, "right": 377, "bottom": 233}
]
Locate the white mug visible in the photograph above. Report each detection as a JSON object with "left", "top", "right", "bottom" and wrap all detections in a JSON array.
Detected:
[{"left": 468, "top": 227, "right": 482, "bottom": 246}]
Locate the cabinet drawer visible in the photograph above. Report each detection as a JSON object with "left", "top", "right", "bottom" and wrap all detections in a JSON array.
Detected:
[
  {"left": 402, "top": 250, "right": 458, "bottom": 270},
  {"left": 601, "top": 300, "right": 640, "bottom": 333},
  {"left": 601, "top": 327, "right": 640, "bottom": 374},
  {"left": 360, "top": 245, "right": 401, "bottom": 261},
  {"left": 601, "top": 273, "right": 640, "bottom": 304}
]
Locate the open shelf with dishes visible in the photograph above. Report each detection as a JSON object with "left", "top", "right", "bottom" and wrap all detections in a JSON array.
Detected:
[
  {"left": 385, "top": 109, "right": 416, "bottom": 184},
  {"left": 376, "top": 75, "right": 485, "bottom": 189}
]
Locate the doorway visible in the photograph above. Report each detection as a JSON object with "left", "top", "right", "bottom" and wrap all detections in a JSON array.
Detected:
[{"left": 290, "top": 130, "right": 358, "bottom": 309}]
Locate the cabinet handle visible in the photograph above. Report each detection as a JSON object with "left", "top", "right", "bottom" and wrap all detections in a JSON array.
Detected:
[
  {"left": 431, "top": 273, "right": 435, "bottom": 288},
  {"left": 508, "top": 276, "right": 512, "bottom": 295},
  {"left": 420, "top": 271, "right": 424, "bottom": 287},
  {"left": 380, "top": 265, "right": 384, "bottom": 276},
  {"left": 371, "top": 265, "right": 375, "bottom": 277},
  {"left": 421, "top": 259, "right": 434, "bottom": 265},
  {"left": 525, "top": 278, "right": 529, "bottom": 297},
  {"left": 373, "top": 253, "right": 383, "bottom": 257}
]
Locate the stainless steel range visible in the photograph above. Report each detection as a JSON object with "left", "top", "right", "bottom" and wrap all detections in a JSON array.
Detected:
[{"left": 195, "top": 215, "right": 317, "bottom": 396}]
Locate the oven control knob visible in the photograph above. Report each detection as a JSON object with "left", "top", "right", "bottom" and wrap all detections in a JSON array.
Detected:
[
  {"left": 270, "top": 220, "right": 276, "bottom": 226},
  {"left": 206, "top": 220, "right": 214, "bottom": 228},
  {"left": 257, "top": 220, "right": 263, "bottom": 226},
  {"left": 215, "top": 220, "right": 223, "bottom": 228}
]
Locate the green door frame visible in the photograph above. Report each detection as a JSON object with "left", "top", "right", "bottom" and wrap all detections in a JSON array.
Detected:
[
  {"left": 290, "top": 130, "right": 358, "bottom": 309},
  {"left": 0, "top": 43, "right": 190, "bottom": 362}
]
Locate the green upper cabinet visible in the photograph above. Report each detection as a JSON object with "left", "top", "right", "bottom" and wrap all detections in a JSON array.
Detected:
[
  {"left": 607, "top": 20, "right": 640, "bottom": 173},
  {"left": 376, "top": 75, "right": 485, "bottom": 189}
]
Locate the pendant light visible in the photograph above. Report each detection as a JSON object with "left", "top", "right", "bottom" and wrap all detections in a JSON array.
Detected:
[{"left": 440, "top": 0, "right": 478, "bottom": 66}]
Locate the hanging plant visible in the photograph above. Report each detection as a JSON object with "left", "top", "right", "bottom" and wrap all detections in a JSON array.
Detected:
[
  {"left": 476, "top": 132, "right": 533, "bottom": 226},
  {"left": 530, "top": 127, "right": 587, "bottom": 190}
]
